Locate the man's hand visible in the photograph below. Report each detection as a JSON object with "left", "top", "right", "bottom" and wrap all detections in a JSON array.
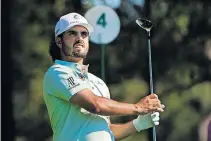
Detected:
[
  {"left": 134, "top": 94, "right": 165, "bottom": 114},
  {"left": 133, "top": 112, "right": 160, "bottom": 132}
]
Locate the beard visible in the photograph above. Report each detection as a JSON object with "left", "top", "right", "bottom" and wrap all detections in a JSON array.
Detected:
[
  {"left": 71, "top": 51, "right": 88, "bottom": 59},
  {"left": 61, "top": 43, "right": 88, "bottom": 59}
]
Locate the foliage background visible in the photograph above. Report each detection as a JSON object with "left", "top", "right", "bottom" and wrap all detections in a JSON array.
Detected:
[{"left": 6, "top": 0, "right": 211, "bottom": 141}]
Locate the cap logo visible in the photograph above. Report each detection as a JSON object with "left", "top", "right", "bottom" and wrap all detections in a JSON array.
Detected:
[
  {"left": 70, "top": 21, "right": 79, "bottom": 24},
  {"left": 74, "top": 15, "right": 80, "bottom": 19}
]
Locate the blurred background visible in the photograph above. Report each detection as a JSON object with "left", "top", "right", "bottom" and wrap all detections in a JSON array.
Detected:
[{"left": 2, "top": 0, "right": 211, "bottom": 141}]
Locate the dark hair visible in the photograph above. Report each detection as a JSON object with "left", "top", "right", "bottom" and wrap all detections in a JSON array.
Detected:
[{"left": 49, "top": 34, "right": 63, "bottom": 62}]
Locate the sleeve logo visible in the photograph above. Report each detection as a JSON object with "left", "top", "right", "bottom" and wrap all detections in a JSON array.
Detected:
[{"left": 67, "top": 77, "right": 80, "bottom": 89}]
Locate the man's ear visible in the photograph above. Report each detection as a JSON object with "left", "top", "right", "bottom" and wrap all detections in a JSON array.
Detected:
[{"left": 55, "top": 37, "right": 62, "bottom": 48}]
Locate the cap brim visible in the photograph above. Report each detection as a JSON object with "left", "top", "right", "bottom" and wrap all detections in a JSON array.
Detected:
[
  {"left": 80, "top": 23, "right": 94, "bottom": 34},
  {"left": 72, "top": 23, "right": 94, "bottom": 34}
]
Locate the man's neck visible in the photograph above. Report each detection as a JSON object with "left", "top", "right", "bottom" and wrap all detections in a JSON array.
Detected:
[{"left": 62, "top": 56, "right": 84, "bottom": 65}]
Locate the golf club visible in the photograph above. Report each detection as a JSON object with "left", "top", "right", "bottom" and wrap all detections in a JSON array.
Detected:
[{"left": 136, "top": 18, "right": 156, "bottom": 141}]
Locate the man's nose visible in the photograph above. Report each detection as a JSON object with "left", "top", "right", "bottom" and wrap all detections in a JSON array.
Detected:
[{"left": 76, "top": 34, "right": 83, "bottom": 40}]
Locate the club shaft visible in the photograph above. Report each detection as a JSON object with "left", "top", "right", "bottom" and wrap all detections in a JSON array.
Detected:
[
  {"left": 147, "top": 33, "right": 154, "bottom": 94},
  {"left": 147, "top": 31, "right": 156, "bottom": 141}
]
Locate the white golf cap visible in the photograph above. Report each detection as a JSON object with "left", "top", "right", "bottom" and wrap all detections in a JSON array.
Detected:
[{"left": 55, "top": 12, "right": 94, "bottom": 37}]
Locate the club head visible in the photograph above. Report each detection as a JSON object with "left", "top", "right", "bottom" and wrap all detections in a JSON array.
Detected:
[{"left": 136, "top": 18, "right": 153, "bottom": 32}]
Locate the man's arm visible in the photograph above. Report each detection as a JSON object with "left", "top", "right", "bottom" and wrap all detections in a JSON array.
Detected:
[
  {"left": 45, "top": 67, "right": 164, "bottom": 116},
  {"left": 70, "top": 88, "right": 139, "bottom": 116},
  {"left": 109, "top": 122, "right": 137, "bottom": 141},
  {"left": 70, "top": 88, "right": 164, "bottom": 116}
]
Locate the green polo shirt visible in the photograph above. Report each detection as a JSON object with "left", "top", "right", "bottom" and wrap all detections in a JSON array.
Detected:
[{"left": 43, "top": 60, "right": 114, "bottom": 141}]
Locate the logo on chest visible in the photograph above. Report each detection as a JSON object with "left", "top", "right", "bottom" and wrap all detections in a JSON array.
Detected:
[
  {"left": 97, "top": 81, "right": 104, "bottom": 86},
  {"left": 75, "top": 71, "right": 86, "bottom": 81}
]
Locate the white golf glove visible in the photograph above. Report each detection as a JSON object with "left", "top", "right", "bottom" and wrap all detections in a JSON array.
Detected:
[{"left": 132, "top": 112, "right": 160, "bottom": 132}]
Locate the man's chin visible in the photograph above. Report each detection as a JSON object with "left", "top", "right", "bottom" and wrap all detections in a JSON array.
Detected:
[{"left": 72, "top": 52, "right": 87, "bottom": 59}]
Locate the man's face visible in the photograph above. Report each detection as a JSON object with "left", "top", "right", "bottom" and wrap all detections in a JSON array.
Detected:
[{"left": 60, "top": 25, "right": 89, "bottom": 58}]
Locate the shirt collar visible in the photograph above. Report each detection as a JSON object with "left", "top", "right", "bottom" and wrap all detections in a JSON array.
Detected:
[{"left": 55, "top": 60, "right": 89, "bottom": 73}]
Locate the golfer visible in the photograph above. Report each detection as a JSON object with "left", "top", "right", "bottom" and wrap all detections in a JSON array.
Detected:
[{"left": 43, "top": 12, "right": 165, "bottom": 141}]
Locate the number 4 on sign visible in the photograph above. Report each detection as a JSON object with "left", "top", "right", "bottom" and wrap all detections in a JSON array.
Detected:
[
  {"left": 84, "top": 5, "right": 120, "bottom": 44},
  {"left": 97, "top": 13, "right": 107, "bottom": 28}
]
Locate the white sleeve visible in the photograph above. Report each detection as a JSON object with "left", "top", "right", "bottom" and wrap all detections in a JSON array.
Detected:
[{"left": 43, "top": 67, "right": 91, "bottom": 101}]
